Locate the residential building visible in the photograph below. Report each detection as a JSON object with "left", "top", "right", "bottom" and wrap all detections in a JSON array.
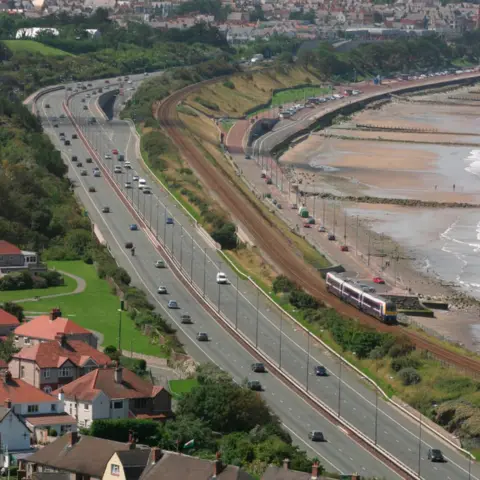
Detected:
[
  {"left": 0, "top": 405, "right": 31, "bottom": 451},
  {"left": 0, "top": 371, "right": 76, "bottom": 437},
  {"left": 261, "top": 460, "right": 339, "bottom": 479},
  {"left": 54, "top": 366, "right": 172, "bottom": 428},
  {"left": 14, "top": 309, "right": 98, "bottom": 349},
  {"left": 0, "top": 309, "right": 20, "bottom": 337},
  {"left": 22, "top": 433, "right": 137, "bottom": 480},
  {"left": 0, "top": 241, "right": 44, "bottom": 274},
  {"left": 9, "top": 334, "right": 111, "bottom": 393},
  {"left": 102, "top": 449, "right": 150, "bottom": 480},
  {"left": 138, "top": 450, "right": 254, "bottom": 480}
]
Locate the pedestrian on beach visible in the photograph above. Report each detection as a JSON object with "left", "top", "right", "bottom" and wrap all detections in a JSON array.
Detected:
[
  {"left": 434, "top": 185, "right": 437, "bottom": 191},
  {"left": 453, "top": 184, "right": 456, "bottom": 192}
]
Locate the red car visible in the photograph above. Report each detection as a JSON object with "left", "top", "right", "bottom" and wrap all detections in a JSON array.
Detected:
[
  {"left": 373, "top": 277, "right": 385, "bottom": 284},
  {"left": 340, "top": 245, "right": 349, "bottom": 252},
  {"left": 112, "top": 148, "right": 119, "bottom": 155},
  {"left": 303, "top": 223, "right": 312, "bottom": 228}
]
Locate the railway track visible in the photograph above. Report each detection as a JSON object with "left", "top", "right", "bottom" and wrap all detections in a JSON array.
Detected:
[{"left": 155, "top": 77, "right": 480, "bottom": 377}]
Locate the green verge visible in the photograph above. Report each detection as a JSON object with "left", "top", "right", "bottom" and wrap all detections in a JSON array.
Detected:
[
  {"left": 2, "top": 40, "right": 73, "bottom": 57},
  {"left": 168, "top": 378, "right": 199, "bottom": 398},
  {"left": 19, "top": 261, "right": 167, "bottom": 357},
  {"left": 0, "top": 271, "right": 77, "bottom": 302}
]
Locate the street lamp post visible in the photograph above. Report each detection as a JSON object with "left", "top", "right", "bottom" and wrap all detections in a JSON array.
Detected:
[
  {"left": 117, "top": 308, "right": 122, "bottom": 352},
  {"left": 306, "top": 332, "right": 311, "bottom": 392},
  {"left": 190, "top": 236, "right": 194, "bottom": 281},
  {"left": 255, "top": 289, "right": 260, "bottom": 348},
  {"left": 202, "top": 247, "right": 207, "bottom": 297},
  {"left": 418, "top": 412, "right": 422, "bottom": 477},
  {"left": 179, "top": 226, "right": 184, "bottom": 269},
  {"left": 235, "top": 275, "right": 239, "bottom": 329},
  {"left": 163, "top": 206, "right": 167, "bottom": 242},
  {"left": 337, "top": 358, "right": 342, "bottom": 417},
  {"left": 279, "top": 311, "right": 283, "bottom": 368},
  {"left": 374, "top": 385, "right": 379, "bottom": 445},
  {"left": 155, "top": 202, "right": 159, "bottom": 239}
]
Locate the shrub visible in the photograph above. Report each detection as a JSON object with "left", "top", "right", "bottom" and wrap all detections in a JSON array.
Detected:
[
  {"left": 90, "top": 419, "right": 159, "bottom": 445},
  {"left": 388, "top": 340, "right": 414, "bottom": 358},
  {"left": 289, "top": 289, "right": 320, "bottom": 310},
  {"left": 223, "top": 80, "right": 235, "bottom": 89},
  {"left": 211, "top": 222, "right": 237, "bottom": 250},
  {"left": 391, "top": 355, "right": 421, "bottom": 373},
  {"left": 38, "top": 270, "right": 64, "bottom": 286},
  {"left": 398, "top": 367, "right": 421, "bottom": 386},
  {"left": 369, "top": 346, "right": 385, "bottom": 360},
  {"left": 112, "top": 267, "right": 131, "bottom": 287},
  {"left": 272, "top": 275, "right": 296, "bottom": 294},
  {"left": 32, "top": 276, "right": 48, "bottom": 289},
  {"left": 104, "top": 345, "right": 120, "bottom": 361},
  {"left": 194, "top": 97, "right": 220, "bottom": 111},
  {"left": 48, "top": 428, "right": 58, "bottom": 437}
]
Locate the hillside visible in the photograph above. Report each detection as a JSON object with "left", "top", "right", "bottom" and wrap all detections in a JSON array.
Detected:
[{"left": 2, "top": 40, "right": 73, "bottom": 57}]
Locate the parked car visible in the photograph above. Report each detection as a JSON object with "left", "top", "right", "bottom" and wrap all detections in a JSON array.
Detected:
[
  {"left": 251, "top": 363, "right": 266, "bottom": 373},
  {"left": 308, "top": 431, "right": 325, "bottom": 442},
  {"left": 181, "top": 314, "right": 193, "bottom": 324},
  {"left": 45, "top": 104, "right": 50, "bottom": 108},
  {"left": 314, "top": 365, "right": 327, "bottom": 376},
  {"left": 168, "top": 300, "right": 178, "bottom": 309},
  {"left": 102, "top": 206, "right": 110, "bottom": 213},
  {"left": 373, "top": 277, "right": 385, "bottom": 284},
  {"left": 427, "top": 449, "right": 445, "bottom": 462},
  {"left": 247, "top": 380, "right": 262, "bottom": 391},
  {"left": 83, "top": 105, "right": 88, "bottom": 110},
  {"left": 53, "top": 123, "right": 58, "bottom": 128},
  {"left": 157, "top": 286, "right": 167, "bottom": 294},
  {"left": 196, "top": 332, "right": 209, "bottom": 341}
]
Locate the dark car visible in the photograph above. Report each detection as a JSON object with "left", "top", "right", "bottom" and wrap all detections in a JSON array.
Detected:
[
  {"left": 166, "top": 217, "right": 174, "bottom": 225},
  {"left": 125, "top": 242, "right": 133, "bottom": 249},
  {"left": 83, "top": 105, "right": 88, "bottom": 110},
  {"left": 88, "top": 186, "right": 96, "bottom": 193},
  {"left": 72, "top": 133, "right": 78, "bottom": 139},
  {"left": 328, "top": 233, "right": 336, "bottom": 241},
  {"left": 308, "top": 431, "right": 325, "bottom": 442},
  {"left": 102, "top": 206, "right": 110, "bottom": 213},
  {"left": 72, "top": 156, "right": 78, "bottom": 162},
  {"left": 181, "top": 314, "right": 193, "bottom": 324},
  {"left": 129, "top": 224, "right": 138, "bottom": 231},
  {"left": 196, "top": 332, "right": 209, "bottom": 341},
  {"left": 77, "top": 162, "right": 83, "bottom": 167},
  {"left": 314, "top": 365, "right": 327, "bottom": 376},
  {"left": 64, "top": 140, "right": 71, "bottom": 146},
  {"left": 53, "top": 123, "right": 58, "bottom": 128},
  {"left": 247, "top": 380, "right": 262, "bottom": 391},
  {"left": 86, "top": 157, "right": 93, "bottom": 163},
  {"left": 251, "top": 363, "right": 266, "bottom": 373},
  {"left": 45, "top": 104, "right": 50, "bottom": 108},
  {"left": 427, "top": 449, "right": 445, "bottom": 462}
]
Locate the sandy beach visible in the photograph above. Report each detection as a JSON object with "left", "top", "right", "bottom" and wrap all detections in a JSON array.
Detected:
[{"left": 279, "top": 84, "right": 480, "bottom": 351}]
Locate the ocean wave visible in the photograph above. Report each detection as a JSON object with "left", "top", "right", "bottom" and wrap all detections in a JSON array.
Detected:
[{"left": 464, "top": 149, "right": 480, "bottom": 177}]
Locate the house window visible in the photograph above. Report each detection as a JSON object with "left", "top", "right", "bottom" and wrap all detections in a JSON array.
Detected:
[
  {"left": 24, "top": 337, "right": 31, "bottom": 345},
  {"left": 43, "top": 369, "right": 50, "bottom": 379},
  {"left": 27, "top": 405, "right": 39, "bottom": 413},
  {"left": 44, "top": 386, "right": 52, "bottom": 394},
  {"left": 59, "top": 367, "right": 72, "bottom": 377},
  {"left": 113, "top": 401, "right": 123, "bottom": 409},
  {"left": 51, "top": 404, "right": 57, "bottom": 412},
  {"left": 84, "top": 403, "right": 89, "bottom": 411},
  {"left": 134, "top": 398, "right": 147, "bottom": 409},
  {"left": 69, "top": 404, "right": 73, "bottom": 415},
  {"left": 20, "top": 366, "right": 25, "bottom": 378},
  {"left": 111, "top": 464, "right": 120, "bottom": 476}
]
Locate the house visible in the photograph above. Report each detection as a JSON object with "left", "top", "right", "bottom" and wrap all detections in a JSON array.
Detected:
[
  {"left": 102, "top": 449, "right": 150, "bottom": 480},
  {"left": 261, "top": 460, "right": 342, "bottom": 480},
  {"left": 138, "top": 450, "right": 254, "bottom": 480},
  {"left": 0, "top": 405, "right": 31, "bottom": 451},
  {"left": 53, "top": 366, "right": 172, "bottom": 428},
  {"left": 9, "top": 334, "right": 111, "bottom": 393},
  {"left": 14, "top": 309, "right": 98, "bottom": 349},
  {"left": 0, "top": 309, "right": 20, "bottom": 336},
  {"left": 0, "top": 241, "right": 44, "bottom": 274},
  {"left": 0, "top": 371, "right": 76, "bottom": 437},
  {"left": 21, "top": 432, "right": 137, "bottom": 480},
  {"left": 15, "top": 27, "right": 59, "bottom": 38}
]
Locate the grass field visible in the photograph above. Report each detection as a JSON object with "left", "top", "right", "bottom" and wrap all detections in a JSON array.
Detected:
[
  {"left": 2, "top": 40, "right": 73, "bottom": 57},
  {"left": 271, "top": 86, "right": 330, "bottom": 106},
  {"left": 19, "top": 261, "right": 165, "bottom": 356},
  {"left": 168, "top": 379, "right": 199, "bottom": 397},
  {"left": 0, "top": 273, "right": 77, "bottom": 303}
]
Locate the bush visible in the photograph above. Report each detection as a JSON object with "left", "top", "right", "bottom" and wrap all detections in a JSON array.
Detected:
[
  {"left": 38, "top": 270, "right": 64, "bottom": 286},
  {"left": 90, "top": 419, "right": 160, "bottom": 445},
  {"left": 289, "top": 289, "right": 320, "bottom": 310},
  {"left": 48, "top": 428, "right": 58, "bottom": 437},
  {"left": 32, "top": 276, "right": 48, "bottom": 289},
  {"left": 223, "top": 80, "right": 235, "bottom": 89},
  {"left": 388, "top": 340, "right": 414, "bottom": 358},
  {"left": 272, "top": 275, "right": 296, "bottom": 294},
  {"left": 104, "top": 345, "right": 120, "bottom": 361},
  {"left": 112, "top": 267, "right": 131, "bottom": 287},
  {"left": 391, "top": 355, "right": 421, "bottom": 373},
  {"left": 211, "top": 222, "right": 237, "bottom": 250},
  {"left": 398, "top": 367, "right": 421, "bottom": 386},
  {"left": 195, "top": 97, "right": 220, "bottom": 111}
]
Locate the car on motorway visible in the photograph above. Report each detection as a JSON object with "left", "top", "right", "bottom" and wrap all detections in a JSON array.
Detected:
[
  {"left": 303, "top": 223, "right": 312, "bottom": 229},
  {"left": 133, "top": 175, "right": 140, "bottom": 182},
  {"left": 118, "top": 154, "right": 125, "bottom": 162},
  {"left": 88, "top": 186, "right": 96, "bottom": 192},
  {"left": 125, "top": 242, "right": 133, "bottom": 249},
  {"left": 318, "top": 226, "right": 327, "bottom": 232},
  {"left": 314, "top": 365, "right": 327, "bottom": 376},
  {"left": 72, "top": 156, "right": 78, "bottom": 162},
  {"left": 64, "top": 140, "right": 71, "bottom": 146},
  {"left": 427, "top": 449, "right": 445, "bottom": 462},
  {"left": 59, "top": 132, "right": 65, "bottom": 138},
  {"left": 328, "top": 233, "right": 336, "bottom": 241},
  {"left": 373, "top": 276, "right": 385, "bottom": 284},
  {"left": 247, "top": 380, "right": 262, "bottom": 391},
  {"left": 125, "top": 181, "right": 132, "bottom": 189},
  {"left": 155, "top": 259, "right": 166, "bottom": 268},
  {"left": 86, "top": 157, "right": 93, "bottom": 163},
  {"left": 196, "top": 332, "right": 209, "bottom": 341},
  {"left": 60, "top": 114, "right": 66, "bottom": 119},
  {"left": 142, "top": 187, "right": 151, "bottom": 194},
  {"left": 181, "top": 314, "right": 193, "bottom": 324},
  {"left": 93, "top": 170, "right": 101, "bottom": 178},
  {"left": 53, "top": 123, "right": 58, "bottom": 128},
  {"left": 45, "top": 104, "right": 50, "bottom": 108},
  {"left": 102, "top": 206, "right": 110, "bottom": 213},
  {"left": 105, "top": 154, "right": 112, "bottom": 159},
  {"left": 114, "top": 166, "right": 122, "bottom": 173},
  {"left": 105, "top": 79, "right": 110, "bottom": 83},
  {"left": 129, "top": 224, "right": 138, "bottom": 231},
  {"left": 86, "top": 94, "right": 91, "bottom": 99},
  {"left": 308, "top": 431, "right": 325, "bottom": 442},
  {"left": 72, "top": 134, "right": 78, "bottom": 139},
  {"left": 340, "top": 245, "right": 349, "bottom": 252},
  {"left": 167, "top": 300, "right": 178, "bottom": 309},
  {"left": 87, "top": 83, "right": 92, "bottom": 87},
  {"left": 216, "top": 272, "right": 228, "bottom": 284},
  {"left": 251, "top": 363, "right": 266, "bottom": 373},
  {"left": 77, "top": 162, "right": 83, "bottom": 167},
  {"left": 124, "top": 161, "right": 132, "bottom": 169},
  {"left": 112, "top": 148, "right": 119, "bottom": 155},
  {"left": 80, "top": 169, "right": 87, "bottom": 176},
  {"left": 157, "top": 286, "right": 168, "bottom": 294},
  {"left": 81, "top": 98, "right": 86, "bottom": 103},
  {"left": 83, "top": 105, "right": 88, "bottom": 110},
  {"left": 166, "top": 218, "right": 174, "bottom": 225}
]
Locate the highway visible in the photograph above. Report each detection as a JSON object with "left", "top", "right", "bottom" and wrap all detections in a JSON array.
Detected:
[{"left": 36, "top": 74, "right": 478, "bottom": 480}]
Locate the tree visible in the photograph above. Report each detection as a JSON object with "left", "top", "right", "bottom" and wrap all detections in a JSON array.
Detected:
[
  {"left": 90, "top": 419, "right": 159, "bottom": 445},
  {"left": 2, "top": 302, "right": 24, "bottom": 322},
  {"left": 211, "top": 222, "right": 237, "bottom": 250},
  {"left": 196, "top": 363, "right": 232, "bottom": 385},
  {"left": 250, "top": 5, "right": 265, "bottom": 22},
  {"left": 0, "top": 335, "right": 19, "bottom": 362}
]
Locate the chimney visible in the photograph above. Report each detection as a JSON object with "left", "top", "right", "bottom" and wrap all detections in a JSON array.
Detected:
[
  {"left": 58, "top": 389, "right": 64, "bottom": 402},
  {"left": 149, "top": 447, "right": 162, "bottom": 465},
  {"left": 50, "top": 308, "right": 62, "bottom": 321},
  {"left": 68, "top": 431, "right": 78, "bottom": 447},
  {"left": 213, "top": 452, "right": 223, "bottom": 478},
  {"left": 114, "top": 365, "right": 123, "bottom": 384},
  {"left": 283, "top": 458, "right": 290, "bottom": 470},
  {"left": 311, "top": 461, "right": 320, "bottom": 480},
  {"left": 4, "top": 398, "right": 11, "bottom": 409},
  {"left": 55, "top": 333, "right": 67, "bottom": 347}
]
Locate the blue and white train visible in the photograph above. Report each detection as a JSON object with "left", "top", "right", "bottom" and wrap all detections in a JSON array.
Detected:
[{"left": 325, "top": 272, "right": 397, "bottom": 324}]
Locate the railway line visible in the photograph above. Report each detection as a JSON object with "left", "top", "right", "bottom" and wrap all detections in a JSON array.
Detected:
[{"left": 155, "top": 75, "right": 480, "bottom": 377}]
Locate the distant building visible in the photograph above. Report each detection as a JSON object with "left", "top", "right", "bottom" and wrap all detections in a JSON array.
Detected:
[
  {"left": 85, "top": 28, "right": 102, "bottom": 38},
  {"left": 0, "top": 240, "right": 44, "bottom": 274},
  {"left": 0, "top": 308, "right": 20, "bottom": 337},
  {"left": 15, "top": 27, "right": 59, "bottom": 38},
  {"left": 0, "top": 405, "right": 31, "bottom": 452}
]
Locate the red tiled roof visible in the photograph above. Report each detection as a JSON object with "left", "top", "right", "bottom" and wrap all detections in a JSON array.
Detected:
[
  {"left": 0, "top": 309, "right": 20, "bottom": 327},
  {"left": 13, "top": 340, "right": 111, "bottom": 369},
  {"left": 0, "top": 375, "right": 58, "bottom": 404},
  {"left": 15, "top": 316, "right": 91, "bottom": 340},
  {"left": 24, "top": 413, "right": 76, "bottom": 426},
  {"left": 0, "top": 359, "right": 7, "bottom": 369},
  {"left": 53, "top": 367, "right": 166, "bottom": 402},
  {"left": 0, "top": 241, "right": 22, "bottom": 255}
]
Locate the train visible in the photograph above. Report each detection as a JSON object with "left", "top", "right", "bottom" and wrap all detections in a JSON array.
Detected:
[{"left": 325, "top": 272, "right": 397, "bottom": 324}]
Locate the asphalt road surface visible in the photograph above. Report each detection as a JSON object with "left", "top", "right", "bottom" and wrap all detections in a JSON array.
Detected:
[{"left": 36, "top": 74, "right": 479, "bottom": 480}]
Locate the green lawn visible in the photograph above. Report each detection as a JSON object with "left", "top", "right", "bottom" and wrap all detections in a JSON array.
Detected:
[
  {"left": 19, "top": 261, "right": 165, "bottom": 357},
  {"left": 2, "top": 40, "right": 73, "bottom": 57},
  {"left": 168, "top": 379, "right": 199, "bottom": 397},
  {"left": 220, "top": 120, "right": 235, "bottom": 132},
  {"left": 272, "top": 86, "right": 330, "bottom": 106},
  {"left": 0, "top": 273, "right": 77, "bottom": 303}
]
